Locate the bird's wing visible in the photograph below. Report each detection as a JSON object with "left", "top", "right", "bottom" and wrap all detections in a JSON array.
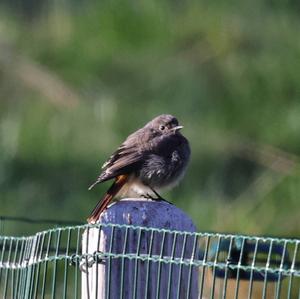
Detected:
[{"left": 88, "top": 142, "right": 145, "bottom": 190}]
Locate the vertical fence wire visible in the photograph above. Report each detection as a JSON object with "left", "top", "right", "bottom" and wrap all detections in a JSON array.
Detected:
[{"left": 0, "top": 222, "right": 299, "bottom": 298}]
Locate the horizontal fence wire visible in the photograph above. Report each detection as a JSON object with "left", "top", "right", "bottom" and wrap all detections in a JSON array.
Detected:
[{"left": 0, "top": 220, "right": 299, "bottom": 298}]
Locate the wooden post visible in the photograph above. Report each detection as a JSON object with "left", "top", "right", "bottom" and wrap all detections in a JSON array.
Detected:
[{"left": 82, "top": 198, "right": 198, "bottom": 298}]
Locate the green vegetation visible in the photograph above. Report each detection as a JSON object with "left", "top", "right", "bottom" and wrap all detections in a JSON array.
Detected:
[{"left": 0, "top": 0, "right": 300, "bottom": 237}]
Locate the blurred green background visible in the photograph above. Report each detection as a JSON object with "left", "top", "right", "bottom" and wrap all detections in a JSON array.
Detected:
[{"left": 0, "top": 0, "right": 300, "bottom": 237}]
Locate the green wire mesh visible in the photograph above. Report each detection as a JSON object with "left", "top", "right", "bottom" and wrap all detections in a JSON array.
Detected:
[{"left": 0, "top": 218, "right": 299, "bottom": 298}]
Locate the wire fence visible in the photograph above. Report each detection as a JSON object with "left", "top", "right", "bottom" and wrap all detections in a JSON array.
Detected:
[{"left": 0, "top": 217, "right": 299, "bottom": 298}]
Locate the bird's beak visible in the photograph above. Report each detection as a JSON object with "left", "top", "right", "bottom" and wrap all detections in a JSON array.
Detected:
[{"left": 172, "top": 125, "right": 183, "bottom": 132}]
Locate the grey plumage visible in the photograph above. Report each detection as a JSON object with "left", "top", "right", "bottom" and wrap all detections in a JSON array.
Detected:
[
  {"left": 89, "top": 114, "right": 190, "bottom": 191},
  {"left": 88, "top": 114, "right": 190, "bottom": 222}
]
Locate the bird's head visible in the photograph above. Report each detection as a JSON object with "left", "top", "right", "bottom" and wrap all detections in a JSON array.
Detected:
[{"left": 148, "top": 114, "right": 183, "bottom": 136}]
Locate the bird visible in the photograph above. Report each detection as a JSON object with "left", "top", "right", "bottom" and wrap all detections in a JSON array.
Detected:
[{"left": 87, "top": 114, "right": 190, "bottom": 223}]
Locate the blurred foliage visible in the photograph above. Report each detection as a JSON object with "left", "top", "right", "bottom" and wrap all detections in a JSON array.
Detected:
[{"left": 0, "top": 0, "right": 300, "bottom": 237}]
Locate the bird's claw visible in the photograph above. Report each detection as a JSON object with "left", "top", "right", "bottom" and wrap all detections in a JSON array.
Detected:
[
  {"left": 141, "top": 193, "right": 156, "bottom": 200},
  {"left": 149, "top": 188, "right": 173, "bottom": 205}
]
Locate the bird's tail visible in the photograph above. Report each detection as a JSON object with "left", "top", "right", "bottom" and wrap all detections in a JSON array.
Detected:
[{"left": 87, "top": 175, "right": 128, "bottom": 223}]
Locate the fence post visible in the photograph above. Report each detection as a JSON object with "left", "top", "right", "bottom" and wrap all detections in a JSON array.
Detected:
[{"left": 82, "top": 198, "right": 198, "bottom": 298}]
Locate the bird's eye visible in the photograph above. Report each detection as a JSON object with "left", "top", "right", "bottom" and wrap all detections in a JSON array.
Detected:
[{"left": 159, "top": 125, "right": 165, "bottom": 131}]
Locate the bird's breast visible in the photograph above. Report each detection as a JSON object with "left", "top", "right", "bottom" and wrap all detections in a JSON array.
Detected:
[{"left": 138, "top": 140, "right": 190, "bottom": 189}]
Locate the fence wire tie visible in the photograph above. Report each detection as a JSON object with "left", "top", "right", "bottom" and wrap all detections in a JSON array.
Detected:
[
  {"left": 69, "top": 254, "right": 79, "bottom": 267},
  {"left": 79, "top": 251, "right": 107, "bottom": 273}
]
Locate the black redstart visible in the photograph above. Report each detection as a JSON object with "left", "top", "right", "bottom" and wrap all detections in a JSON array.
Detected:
[{"left": 87, "top": 114, "right": 190, "bottom": 223}]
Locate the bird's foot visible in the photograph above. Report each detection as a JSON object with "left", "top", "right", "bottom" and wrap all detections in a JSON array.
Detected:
[
  {"left": 149, "top": 187, "right": 173, "bottom": 205},
  {"left": 141, "top": 193, "right": 156, "bottom": 200}
]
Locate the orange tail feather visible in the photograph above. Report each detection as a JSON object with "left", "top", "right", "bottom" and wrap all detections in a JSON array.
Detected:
[{"left": 87, "top": 175, "right": 128, "bottom": 223}]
